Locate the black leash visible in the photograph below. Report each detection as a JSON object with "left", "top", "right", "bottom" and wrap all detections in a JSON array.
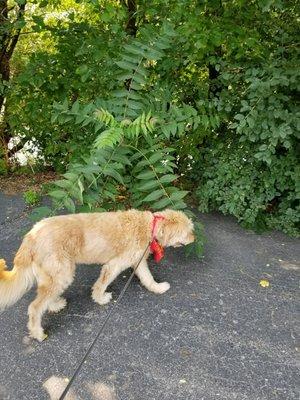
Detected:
[{"left": 58, "top": 243, "right": 150, "bottom": 400}]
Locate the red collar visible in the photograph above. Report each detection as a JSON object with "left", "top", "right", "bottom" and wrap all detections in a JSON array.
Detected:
[
  {"left": 151, "top": 215, "right": 165, "bottom": 239},
  {"left": 150, "top": 215, "right": 165, "bottom": 262}
]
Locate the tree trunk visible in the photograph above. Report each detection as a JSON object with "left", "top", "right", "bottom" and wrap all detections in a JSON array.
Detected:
[
  {"left": 121, "top": 0, "right": 138, "bottom": 90},
  {"left": 125, "top": 0, "right": 137, "bottom": 37},
  {"left": 0, "top": 0, "right": 26, "bottom": 169},
  {"left": 208, "top": 60, "right": 221, "bottom": 98}
]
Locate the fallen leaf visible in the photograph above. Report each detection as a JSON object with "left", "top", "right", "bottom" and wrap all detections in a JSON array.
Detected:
[{"left": 259, "top": 279, "right": 270, "bottom": 288}]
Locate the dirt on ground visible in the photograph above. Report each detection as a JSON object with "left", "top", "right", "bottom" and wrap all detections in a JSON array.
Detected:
[{"left": 0, "top": 171, "right": 57, "bottom": 195}]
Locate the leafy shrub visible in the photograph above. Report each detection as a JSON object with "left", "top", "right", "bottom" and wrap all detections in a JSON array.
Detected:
[
  {"left": 194, "top": 139, "right": 299, "bottom": 236},
  {"left": 9, "top": 10, "right": 125, "bottom": 170},
  {"left": 193, "top": 11, "right": 299, "bottom": 237},
  {"left": 33, "top": 23, "right": 205, "bottom": 257},
  {"left": 7, "top": 0, "right": 298, "bottom": 245}
]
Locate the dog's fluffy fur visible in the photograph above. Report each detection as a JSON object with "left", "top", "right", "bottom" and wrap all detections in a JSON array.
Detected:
[{"left": 0, "top": 209, "right": 194, "bottom": 341}]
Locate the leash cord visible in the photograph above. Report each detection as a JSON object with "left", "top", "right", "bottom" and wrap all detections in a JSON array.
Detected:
[{"left": 58, "top": 243, "right": 150, "bottom": 400}]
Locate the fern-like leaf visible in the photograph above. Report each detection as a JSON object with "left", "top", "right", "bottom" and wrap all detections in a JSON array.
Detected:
[{"left": 94, "top": 127, "right": 123, "bottom": 149}]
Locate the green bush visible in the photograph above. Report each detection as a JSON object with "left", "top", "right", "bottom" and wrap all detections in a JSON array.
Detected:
[
  {"left": 3, "top": 0, "right": 299, "bottom": 243},
  {"left": 31, "top": 23, "right": 205, "bottom": 257},
  {"left": 194, "top": 139, "right": 299, "bottom": 236},
  {"left": 191, "top": 6, "right": 299, "bottom": 237}
]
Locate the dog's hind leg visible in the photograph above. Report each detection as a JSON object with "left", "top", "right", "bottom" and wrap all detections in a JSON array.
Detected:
[
  {"left": 27, "top": 260, "right": 74, "bottom": 341},
  {"left": 92, "top": 263, "right": 123, "bottom": 305},
  {"left": 48, "top": 296, "right": 67, "bottom": 313},
  {"left": 135, "top": 260, "right": 170, "bottom": 294}
]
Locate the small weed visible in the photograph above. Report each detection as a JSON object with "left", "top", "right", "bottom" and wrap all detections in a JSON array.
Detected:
[{"left": 23, "top": 190, "right": 41, "bottom": 206}]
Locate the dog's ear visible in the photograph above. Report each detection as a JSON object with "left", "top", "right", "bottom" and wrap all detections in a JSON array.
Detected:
[
  {"left": 155, "top": 210, "right": 183, "bottom": 246},
  {"left": 156, "top": 220, "right": 171, "bottom": 246}
]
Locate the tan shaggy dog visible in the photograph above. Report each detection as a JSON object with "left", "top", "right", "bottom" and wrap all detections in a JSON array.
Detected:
[{"left": 0, "top": 209, "right": 194, "bottom": 341}]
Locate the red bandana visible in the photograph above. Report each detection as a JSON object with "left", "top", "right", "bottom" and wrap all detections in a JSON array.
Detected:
[{"left": 150, "top": 215, "right": 165, "bottom": 262}]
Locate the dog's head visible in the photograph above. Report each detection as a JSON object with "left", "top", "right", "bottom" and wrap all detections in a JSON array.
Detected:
[{"left": 155, "top": 210, "right": 195, "bottom": 248}]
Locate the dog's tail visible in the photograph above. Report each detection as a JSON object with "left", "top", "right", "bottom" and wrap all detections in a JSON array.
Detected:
[{"left": 0, "top": 239, "right": 35, "bottom": 309}]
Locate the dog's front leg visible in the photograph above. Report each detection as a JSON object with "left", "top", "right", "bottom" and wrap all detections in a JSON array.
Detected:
[
  {"left": 135, "top": 260, "right": 170, "bottom": 294},
  {"left": 92, "top": 263, "right": 122, "bottom": 305}
]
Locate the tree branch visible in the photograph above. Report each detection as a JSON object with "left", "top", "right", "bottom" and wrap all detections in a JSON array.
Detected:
[
  {"left": 125, "top": 0, "right": 137, "bottom": 37},
  {"left": 0, "top": 0, "right": 9, "bottom": 61},
  {"left": 7, "top": 140, "right": 25, "bottom": 158},
  {"left": 6, "top": 1, "right": 26, "bottom": 59}
]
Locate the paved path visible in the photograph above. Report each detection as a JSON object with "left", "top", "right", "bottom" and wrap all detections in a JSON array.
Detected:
[{"left": 0, "top": 192, "right": 299, "bottom": 400}]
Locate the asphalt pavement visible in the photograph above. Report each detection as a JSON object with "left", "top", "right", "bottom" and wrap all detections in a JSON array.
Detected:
[{"left": 0, "top": 192, "right": 299, "bottom": 400}]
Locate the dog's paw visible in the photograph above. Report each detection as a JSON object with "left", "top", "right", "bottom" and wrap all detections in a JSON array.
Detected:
[
  {"left": 29, "top": 327, "right": 48, "bottom": 342},
  {"left": 152, "top": 281, "right": 170, "bottom": 294},
  {"left": 92, "top": 291, "right": 112, "bottom": 305},
  {"left": 48, "top": 297, "right": 67, "bottom": 313}
]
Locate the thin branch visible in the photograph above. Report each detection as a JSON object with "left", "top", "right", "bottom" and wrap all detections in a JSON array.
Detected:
[
  {"left": 7, "top": 140, "right": 25, "bottom": 158},
  {"left": 125, "top": 144, "right": 176, "bottom": 208}
]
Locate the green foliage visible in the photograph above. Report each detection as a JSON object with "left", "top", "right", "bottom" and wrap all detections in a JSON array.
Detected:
[
  {"left": 42, "top": 25, "right": 190, "bottom": 211},
  {"left": 8, "top": 0, "right": 126, "bottom": 169},
  {"left": 0, "top": 159, "right": 8, "bottom": 175},
  {"left": 5, "top": 0, "right": 299, "bottom": 247},
  {"left": 194, "top": 140, "right": 299, "bottom": 236},
  {"left": 32, "top": 24, "right": 205, "bottom": 255},
  {"left": 188, "top": 1, "right": 299, "bottom": 237},
  {"left": 185, "top": 222, "right": 205, "bottom": 259},
  {"left": 23, "top": 189, "right": 41, "bottom": 206}
]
